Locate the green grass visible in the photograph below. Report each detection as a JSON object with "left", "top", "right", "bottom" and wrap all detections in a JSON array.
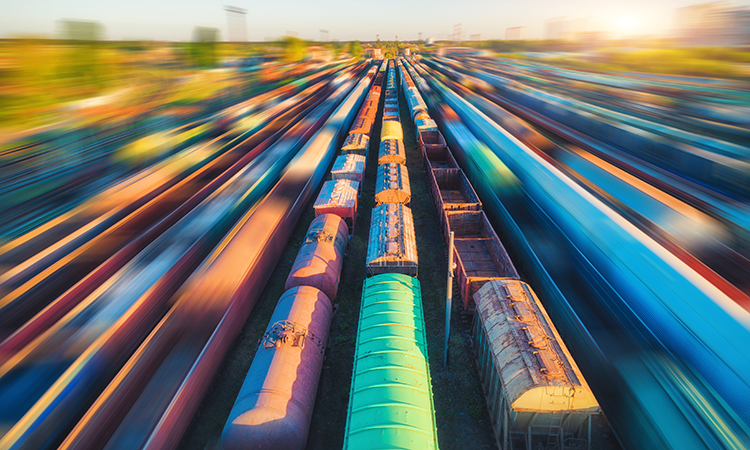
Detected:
[{"left": 540, "top": 47, "right": 750, "bottom": 80}]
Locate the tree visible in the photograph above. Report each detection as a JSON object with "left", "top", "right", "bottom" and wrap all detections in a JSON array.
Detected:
[
  {"left": 329, "top": 42, "right": 347, "bottom": 59},
  {"left": 191, "top": 27, "right": 220, "bottom": 68},
  {"left": 59, "top": 19, "right": 104, "bottom": 41},
  {"left": 348, "top": 40, "right": 363, "bottom": 59},
  {"left": 280, "top": 36, "right": 306, "bottom": 62},
  {"left": 58, "top": 20, "right": 106, "bottom": 87}
]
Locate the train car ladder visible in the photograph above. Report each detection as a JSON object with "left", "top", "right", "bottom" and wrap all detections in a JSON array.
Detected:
[{"left": 545, "top": 412, "right": 564, "bottom": 450}]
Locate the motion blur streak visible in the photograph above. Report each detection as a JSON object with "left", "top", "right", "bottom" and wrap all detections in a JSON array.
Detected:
[
  {"left": 0, "top": 71, "right": 349, "bottom": 336},
  {"left": 0, "top": 73, "right": 341, "bottom": 360},
  {"left": 0, "top": 63, "right": 367, "bottom": 450},
  {"left": 56, "top": 65, "right": 375, "bottom": 450},
  {"left": 407, "top": 56, "right": 750, "bottom": 449}
]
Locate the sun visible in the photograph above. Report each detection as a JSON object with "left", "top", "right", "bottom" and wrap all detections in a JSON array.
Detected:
[{"left": 616, "top": 15, "right": 639, "bottom": 31}]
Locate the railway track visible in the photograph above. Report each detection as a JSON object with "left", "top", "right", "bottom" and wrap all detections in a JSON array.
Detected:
[{"left": 1, "top": 53, "right": 748, "bottom": 450}]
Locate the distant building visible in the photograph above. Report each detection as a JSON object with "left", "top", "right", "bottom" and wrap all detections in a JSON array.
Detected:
[
  {"left": 675, "top": 2, "right": 722, "bottom": 45},
  {"left": 364, "top": 47, "right": 383, "bottom": 59},
  {"left": 403, "top": 48, "right": 411, "bottom": 56},
  {"left": 672, "top": 2, "right": 750, "bottom": 46},
  {"left": 453, "top": 23, "right": 463, "bottom": 42},
  {"left": 568, "top": 18, "right": 591, "bottom": 41},
  {"left": 546, "top": 17, "right": 567, "bottom": 40},
  {"left": 717, "top": 7, "right": 750, "bottom": 45},
  {"left": 506, "top": 26, "right": 525, "bottom": 40}
]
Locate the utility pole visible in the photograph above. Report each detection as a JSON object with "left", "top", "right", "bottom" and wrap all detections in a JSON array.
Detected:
[
  {"left": 418, "top": 32, "right": 422, "bottom": 42},
  {"left": 444, "top": 231, "right": 455, "bottom": 369},
  {"left": 224, "top": 5, "right": 247, "bottom": 42}
]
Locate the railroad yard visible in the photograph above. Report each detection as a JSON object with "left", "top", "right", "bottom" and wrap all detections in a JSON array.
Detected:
[{"left": 1, "top": 51, "right": 749, "bottom": 450}]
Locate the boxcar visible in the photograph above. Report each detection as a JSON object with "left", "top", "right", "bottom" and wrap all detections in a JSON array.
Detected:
[
  {"left": 377, "top": 139, "right": 407, "bottom": 165},
  {"left": 341, "top": 133, "right": 370, "bottom": 157},
  {"left": 445, "top": 210, "right": 519, "bottom": 311},
  {"left": 349, "top": 117, "right": 373, "bottom": 136},
  {"left": 416, "top": 117, "right": 438, "bottom": 133},
  {"left": 313, "top": 179, "right": 359, "bottom": 230},
  {"left": 381, "top": 121, "right": 404, "bottom": 141},
  {"left": 472, "top": 280, "right": 599, "bottom": 450},
  {"left": 331, "top": 154, "right": 366, "bottom": 184}
]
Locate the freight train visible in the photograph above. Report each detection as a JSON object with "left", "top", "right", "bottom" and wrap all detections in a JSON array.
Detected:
[
  {"left": 344, "top": 60, "right": 439, "bottom": 450},
  {"left": 399, "top": 57, "right": 601, "bottom": 449},
  {"left": 0, "top": 61, "right": 376, "bottom": 450},
  {"left": 343, "top": 273, "right": 439, "bottom": 450},
  {"left": 432, "top": 56, "right": 750, "bottom": 201},
  {"left": 218, "top": 62, "right": 382, "bottom": 450}
]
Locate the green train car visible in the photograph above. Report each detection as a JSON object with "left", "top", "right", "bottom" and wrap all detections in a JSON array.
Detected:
[{"left": 343, "top": 273, "right": 439, "bottom": 450}]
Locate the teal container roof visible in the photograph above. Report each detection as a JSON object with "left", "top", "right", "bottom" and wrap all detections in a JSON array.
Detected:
[{"left": 344, "top": 274, "right": 439, "bottom": 450}]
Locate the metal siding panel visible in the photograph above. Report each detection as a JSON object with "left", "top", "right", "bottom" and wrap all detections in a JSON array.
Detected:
[
  {"left": 341, "top": 133, "right": 370, "bottom": 157},
  {"left": 378, "top": 139, "right": 407, "bottom": 166},
  {"left": 314, "top": 179, "right": 358, "bottom": 208}
]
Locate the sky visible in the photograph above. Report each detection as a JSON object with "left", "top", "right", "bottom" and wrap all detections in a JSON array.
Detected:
[{"left": 2, "top": 0, "right": 749, "bottom": 42}]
